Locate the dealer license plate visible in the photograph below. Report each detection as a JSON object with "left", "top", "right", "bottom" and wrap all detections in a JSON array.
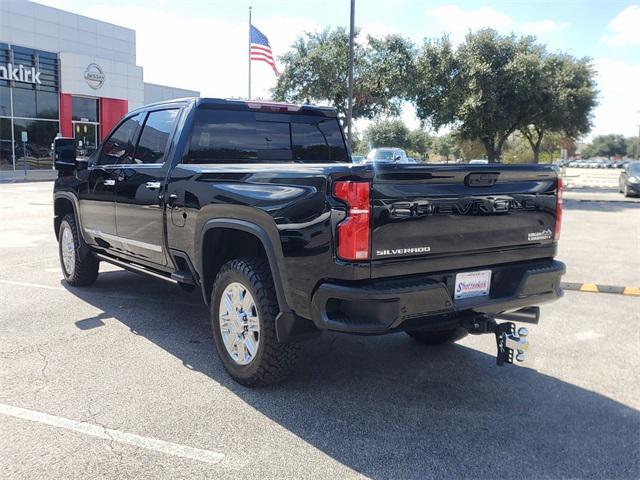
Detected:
[{"left": 454, "top": 270, "right": 492, "bottom": 300}]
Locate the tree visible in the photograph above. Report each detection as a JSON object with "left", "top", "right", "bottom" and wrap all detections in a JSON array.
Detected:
[
  {"left": 414, "top": 30, "right": 544, "bottom": 162},
  {"left": 363, "top": 119, "right": 431, "bottom": 159},
  {"left": 407, "top": 128, "right": 431, "bottom": 160},
  {"left": 626, "top": 136, "right": 640, "bottom": 159},
  {"left": 583, "top": 134, "right": 627, "bottom": 158},
  {"left": 273, "top": 29, "right": 416, "bottom": 121},
  {"left": 520, "top": 54, "right": 597, "bottom": 163},
  {"left": 432, "top": 134, "right": 456, "bottom": 162},
  {"left": 364, "top": 119, "right": 410, "bottom": 149}
]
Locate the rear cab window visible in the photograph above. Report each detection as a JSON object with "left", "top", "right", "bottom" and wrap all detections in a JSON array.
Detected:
[{"left": 185, "top": 108, "right": 348, "bottom": 164}]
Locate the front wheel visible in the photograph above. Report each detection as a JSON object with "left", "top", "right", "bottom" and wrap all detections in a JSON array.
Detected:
[
  {"left": 58, "top": 214, "right": 99, "bottom": 286},
  {"left": 211, "top": 258, "right": 299, "bottom": 387},
  {"left": 406, "top": 327, "right": 468, "bottom": 345}
]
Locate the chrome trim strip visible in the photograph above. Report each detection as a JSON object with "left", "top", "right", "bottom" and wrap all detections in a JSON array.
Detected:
[
  {"left": 95, "top": 253, "right": 177, "bottom": 284},
  {"left": 84, "top": 228, "right": 163, "bottom": 252}
]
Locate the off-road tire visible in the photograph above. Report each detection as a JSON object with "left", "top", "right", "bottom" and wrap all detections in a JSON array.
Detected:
[
  {"left": 211, "top": 257, "right": 299, "bottom": 387},
  {"left": 406, "top": 327, "right": 468, "bottom": 345},
  {"left": 58, "top": 214, "right": 99, "bottom": 286}
]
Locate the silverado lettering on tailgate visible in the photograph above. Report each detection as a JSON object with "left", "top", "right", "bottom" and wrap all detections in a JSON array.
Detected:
[{"left": 387, "top": 196, "right": 538, "bottom": 218}]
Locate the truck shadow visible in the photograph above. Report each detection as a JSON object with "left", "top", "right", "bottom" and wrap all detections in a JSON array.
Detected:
[{"left": 64, "top": 270, "right": 639, "bottom": 479}]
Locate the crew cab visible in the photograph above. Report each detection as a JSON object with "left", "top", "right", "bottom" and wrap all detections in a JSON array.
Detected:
[{"left": 53, "top": 97, "right": 565, "bottom": 386}]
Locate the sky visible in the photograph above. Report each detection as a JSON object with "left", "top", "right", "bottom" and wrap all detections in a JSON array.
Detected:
[{"left": 35, "top": 0, "right": 640, "bottom": 140}]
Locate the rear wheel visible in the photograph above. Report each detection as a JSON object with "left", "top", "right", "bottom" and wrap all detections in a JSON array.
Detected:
[
  {"left": 406, "top": 327, "right": 468, "bottom": 345},
  {"left": 211, "top": 258, "right": 298, "bottom": 387},
  {"left": 58, "top": 214, "right": 99, "bottom": 286}
]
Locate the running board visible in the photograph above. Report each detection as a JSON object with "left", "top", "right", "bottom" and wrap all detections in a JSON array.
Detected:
[{"left": 95, "top": 253, "right": 178, "bottom": 284}]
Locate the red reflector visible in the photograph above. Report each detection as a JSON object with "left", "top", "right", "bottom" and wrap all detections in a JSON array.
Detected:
[
  {"left": 334, "top": 181, "right": 370, "bottom": 261},
  {"left": 555, "top": 177, "right": 563, "bottom": 241}
]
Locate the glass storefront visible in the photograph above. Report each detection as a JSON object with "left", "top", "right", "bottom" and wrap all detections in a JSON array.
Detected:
[{"left": 0, "top": 43, "right": 60, "bottom": 170}]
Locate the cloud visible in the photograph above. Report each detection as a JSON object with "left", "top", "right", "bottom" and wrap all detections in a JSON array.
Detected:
[
  {"left": 425, "top": 5, "right": 513, "bottom": 43},
  {"left": 424, "top": 4, "right": 571, "bottom": 43},
  {"left": 83, "top": 5, "right": 318, "bottom": 100},
  {"left": 521, "top": 20, "right": 571, "bottom": 35},
  {"left": 589, "top": 59, "right": 640, "bottom": 138},
  {"left": 602, "top": 5, "right": 640, "bottom": 47}
]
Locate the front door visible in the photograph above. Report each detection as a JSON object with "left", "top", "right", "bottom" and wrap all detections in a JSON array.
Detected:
[
  {"left": 73, "top": 122, "right": 99, "bottom": 158},
  {"left": 78, "top": 114, "right": 141, "bottom": 251},
  {"left": 114, "top": 108, "right": 181, "bottom": 266}
]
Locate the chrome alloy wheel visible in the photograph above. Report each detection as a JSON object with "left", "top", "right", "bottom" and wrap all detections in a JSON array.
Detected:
[
  {"left": 218, "top": 282, "right": 260, "bottom": 366},
  {"left": 61, "top": 225, "right": 76, "bottom": 275}
]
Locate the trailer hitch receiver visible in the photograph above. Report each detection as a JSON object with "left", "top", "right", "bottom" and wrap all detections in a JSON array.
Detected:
[{"left": 463, "top": 315, "right": 530, "bottom": 366}]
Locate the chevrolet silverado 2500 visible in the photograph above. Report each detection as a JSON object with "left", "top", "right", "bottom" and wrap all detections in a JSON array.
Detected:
[{"left": 53, "top": 97, "right": 565, "bottom": 386}]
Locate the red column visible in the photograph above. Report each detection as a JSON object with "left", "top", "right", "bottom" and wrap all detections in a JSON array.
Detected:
[
  {"left": 59, "top": 93, "right": 73, "bottom": 138},
  {"left": 99, "top": 97, "right": 128, "bottom": 140}
]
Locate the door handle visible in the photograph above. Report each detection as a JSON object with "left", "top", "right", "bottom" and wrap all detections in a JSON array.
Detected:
[
  {"left": 103, "top": 179, "right": 115, "bottom": 186},
  {"left": 145, "top": 181, "right": 161, "bottom": 190}
]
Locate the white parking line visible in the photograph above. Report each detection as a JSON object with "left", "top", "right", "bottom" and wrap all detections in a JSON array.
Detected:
[
  {"left": 0, "top": 279, "right": 63, "bottom": 290},
  {"left": 0, "top": 403, "right": 225, "bottom": 465}
]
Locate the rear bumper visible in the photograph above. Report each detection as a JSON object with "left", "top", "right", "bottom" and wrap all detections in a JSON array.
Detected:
[{"left": 310, "top": 259, "right": 565, "bottom": 334}]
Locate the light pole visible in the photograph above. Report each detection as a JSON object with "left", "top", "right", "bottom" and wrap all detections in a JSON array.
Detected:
[{"left": 346, "top": 0, "right": 355, "bottom": 151}]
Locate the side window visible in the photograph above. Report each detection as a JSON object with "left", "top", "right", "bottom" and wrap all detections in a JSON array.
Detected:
[
  {"left": 185, "top": 109, "right": 348, "bottom": 164},
  {"left": 187, "top": 110, "right": 290, "bottom": 163},
  {"left": 291, "top": 123, "right": 328, "bottom": 161},
  {"left": 98, "top": 115, "right": 141, "bottom": 166},
  {"left": 133, "top": 109, "right": 179, "bottom": 164}
]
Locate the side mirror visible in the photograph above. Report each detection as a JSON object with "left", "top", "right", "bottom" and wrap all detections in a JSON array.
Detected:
[{"left": 53, "top": 137, "right": 77, "bottom": 172}]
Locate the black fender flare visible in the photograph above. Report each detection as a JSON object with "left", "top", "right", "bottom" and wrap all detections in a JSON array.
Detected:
[
  {"left": 53, "top": 192, "right": 92, "bottom": 257},
  {"left": 198, "top": 218, "right": 293, "bottom": 314}
]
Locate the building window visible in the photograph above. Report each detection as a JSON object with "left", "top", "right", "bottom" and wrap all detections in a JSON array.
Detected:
[
  {"left": 12, "top": 87, "right": 37, "bottom": 119},
  {"left": 72, "top": 96, "right": 98, "bottom": 122},
  {"left": 36, "top": 91, "right": 59, "bottom": 119},
  {"left": 0, "top": 86, "right": 10, "bottom": 117},
  {"left": 12, "top": 119, "right": 59, "bottom": 170},
  {"left": 0, "top": 117, "right": 12, "bottom": 170}
]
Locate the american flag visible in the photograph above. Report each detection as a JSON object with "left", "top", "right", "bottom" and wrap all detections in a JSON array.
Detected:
[{"left": 250, "top": 25, "right": 279, "bottom": 76}]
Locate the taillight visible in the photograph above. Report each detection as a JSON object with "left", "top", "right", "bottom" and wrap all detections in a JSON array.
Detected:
[
  {"left": 555, "top": 177, "right": 563, "bottom": 240},
  {"left": 334, "top": 181, "right": 370, "bottom": 260}
]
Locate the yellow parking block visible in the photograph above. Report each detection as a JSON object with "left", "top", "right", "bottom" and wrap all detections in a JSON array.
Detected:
[
  {"left": 623, "top": 286, "right": 640, "bottom": 296},
  {"left": 579, "top": 283, "right": 599, "bottom": 293}
]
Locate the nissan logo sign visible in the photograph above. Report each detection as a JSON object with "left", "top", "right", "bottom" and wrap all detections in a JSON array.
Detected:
[{"left": 84, "top": 63, "right": 105, "bottom": 90}]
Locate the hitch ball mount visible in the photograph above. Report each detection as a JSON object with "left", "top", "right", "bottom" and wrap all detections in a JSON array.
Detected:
[{"left": 462, "top": 315, "right": 530, "bottom": 366}]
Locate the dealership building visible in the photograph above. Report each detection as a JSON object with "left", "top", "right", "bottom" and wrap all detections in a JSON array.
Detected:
[{"left": 0, "top": 0, "right": 199, "bottom": 176}]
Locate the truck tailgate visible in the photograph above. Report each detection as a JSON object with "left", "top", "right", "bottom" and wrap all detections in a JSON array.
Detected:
[{"left": 370, "top": 164, "right": 559, "bottom": 266}]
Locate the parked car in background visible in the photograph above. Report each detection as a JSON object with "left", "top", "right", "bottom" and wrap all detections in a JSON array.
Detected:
[
  {"left": 619, "top": 161, "right": 640, "bottom": 197},
  {"left": 351, "top": 155, "right": 364, "bottom": 164},
  {"left": 468, "top": 159, "right": 489, "bottom": 164},
  {"left": 365, "top": 148, "right": 410, "bottom": 164}
]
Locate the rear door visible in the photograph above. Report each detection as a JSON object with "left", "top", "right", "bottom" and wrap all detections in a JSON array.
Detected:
[
  {"left": 370, "top": 164, "right": 558, "bottom": 262},
  {"left": 114, "top": 107, "right": 181, "bottom": 266},
  {"left": 78, "top": 114, "right": 141, "bottom": 250}
]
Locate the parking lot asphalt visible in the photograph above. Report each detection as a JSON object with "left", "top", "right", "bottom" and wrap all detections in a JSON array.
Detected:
[{"left": 1, "top": 181, "right": 638, "bottom": 479}]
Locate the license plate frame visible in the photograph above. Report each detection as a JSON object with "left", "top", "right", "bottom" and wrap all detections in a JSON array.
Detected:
[{"left": 454, "top": 270, "right": 492, "bottom": 300}]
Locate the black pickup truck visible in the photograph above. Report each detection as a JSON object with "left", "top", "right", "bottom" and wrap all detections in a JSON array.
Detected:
[{"left": 53, "top": 97, "right": 565, "bottom": 386}]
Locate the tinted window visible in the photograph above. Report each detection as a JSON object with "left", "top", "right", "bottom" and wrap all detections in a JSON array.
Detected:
[
  {"left": 98, "top": 115, "right": 140, "bottom": 166},
  {"left": 0, "top": 86, "right": 10, "bottom": 117},
  {"left": 72, "top": 96, "right": 98, "bottom": 122},
  {"left": 186, "top": 109, "right": 347, "bottom": 164},
  {"left": 12, "top": 88, "right": 36, "bottom": 118},
  {"left": 12, "top": 119, "right": 59, "bottom": 170},
  {"left": 628, "top": 163, "right": 640, "bottom": 174},
  {"left": 36, "top": 91, "right": 59, "bottom": 119},
  {"left": 133, "top": 109, "right": 179, "bottom": 164}
]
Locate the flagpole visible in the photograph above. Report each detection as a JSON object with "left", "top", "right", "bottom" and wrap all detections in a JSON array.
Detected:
[{"left": 248, "top": 6, "right": 252, "bottom": 100}]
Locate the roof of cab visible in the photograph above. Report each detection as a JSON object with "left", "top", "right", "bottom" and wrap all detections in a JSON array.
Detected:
[{"left": 130, "top": 97, "right": 337, "bottom": 117}]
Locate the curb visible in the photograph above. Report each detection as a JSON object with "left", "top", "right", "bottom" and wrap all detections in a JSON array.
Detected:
[{"left": 561, "top": 282, "right": 640, "bottom": 296}]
